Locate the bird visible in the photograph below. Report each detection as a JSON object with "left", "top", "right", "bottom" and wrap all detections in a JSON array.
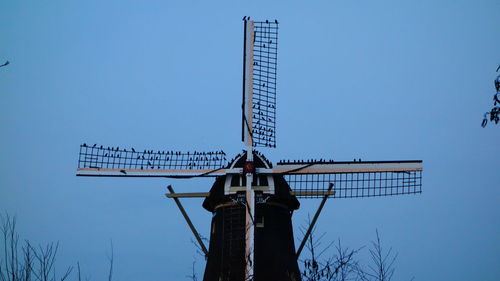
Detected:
[
  {"left": 275, "top": 19, "right": 278, "bottom": 24},
  {"left": 0, "top": 61, "right": 9, "bottom": 68},
  {"left": 266, "top": 20, "right": 269, "bottom": 24},
  {"left": 242, "top": 16, "right": 246, "bottom": 21},
  {"left": 132, "top": 148, "right": 136, "bottom": 153},
  {"left": 120, "top": 170, "right": 127, "bottom": 175},
  {"left": 82, "top": 143, "right": 87, "bottom": 147}
]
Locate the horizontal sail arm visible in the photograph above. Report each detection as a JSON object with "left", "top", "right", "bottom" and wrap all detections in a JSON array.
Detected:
[
  {"left": 261, "top": 160, "right": 423, "bottom": 198},
  {"left": 76, "top": 144, "right": 230, "bottom": 178}
]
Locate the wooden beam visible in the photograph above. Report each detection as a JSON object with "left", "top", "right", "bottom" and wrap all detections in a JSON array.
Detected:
[
  {"left": 296, "top": 183, "right": 334, "bottom": 259},
  {"left": 76, "top": 168, "right": 240, "bottom": 178},
  {"left": 166, "top": 186, "right": 209, "bottom": 257},
  {"left": 292, "top": 190, "right": 336, "bottom": 197},
  {"left": 265, "top": 160, "right": 423, "bottom": 175},
  {"left": 165, "top": 192, "right": 209, "bottom": 198},
  {"left": 164, "top": 190, "right": 336, "bottom": 198}
]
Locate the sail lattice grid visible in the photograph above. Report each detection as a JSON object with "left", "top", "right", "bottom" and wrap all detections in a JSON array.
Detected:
[
  {"left": 286, "top": 171, "right": 422, "bottom": 199},
  {"left": 252, "top": 21, "right": 278, "bottom": 148},
  {"left": 78, "top": 145, "right": 227, "bottom": 170}
]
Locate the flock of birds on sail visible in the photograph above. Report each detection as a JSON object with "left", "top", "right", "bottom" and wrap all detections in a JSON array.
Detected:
[
  {"left": 237, "top": 18, "right": 277, "bottom": 149},
  {"left": 277, "top": 158, "right": 369, "bottom": 165},
  {"left": 80, "top": 143, "right": 227, "bottom": 170},
  {"left": 277, "top": 159, "right": 338, "bottom": 165},
  {"left": 252, "top": 124, "right": 275, "bottom": 142},
  {"left": 241, "top": 16, "right": 278, "bottom": 24}
]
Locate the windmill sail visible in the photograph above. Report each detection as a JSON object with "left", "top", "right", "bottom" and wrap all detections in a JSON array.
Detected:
[
  {"left": 77, "top": 144, "right": 228, "bottom": 177},
  {"left": 242, "top": 20, "right": 278, "bottom": 148},
  {"left": 271, "top": 160, "right": 423, "bottom": 198}
]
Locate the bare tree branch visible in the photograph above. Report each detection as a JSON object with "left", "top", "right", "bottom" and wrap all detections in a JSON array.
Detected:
[
  {"left": 107, "top": 241, "right": 113, "bottom": 281},
  {"left": 0, "top": 214, "right": 79, "bottom": 281}
]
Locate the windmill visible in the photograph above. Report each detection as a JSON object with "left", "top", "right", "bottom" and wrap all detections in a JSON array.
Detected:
[{"left": 76, "top": 18, "right": 423, "bottom": 281}]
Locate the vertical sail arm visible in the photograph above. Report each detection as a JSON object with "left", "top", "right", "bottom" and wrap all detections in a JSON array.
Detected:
[
  {"left": 252, "top": 20, "right": 278, "bottom": 148},
  {"left": 241, "top": 19, "right": 278, "bottom": 148},
  {"left": 242, "top": 20, "right": 255, "bottom": 148}
]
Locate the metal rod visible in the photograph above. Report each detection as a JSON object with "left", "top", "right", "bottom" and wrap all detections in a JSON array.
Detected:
[
  {"left": 296, "top": 183, "right": 334, "bottom": 259},
  {"left": 166, "top": 185, "right": 209, "bottom": 257},
  {"left": 241, "top": 18, "right": 247, "bottom": 143}
]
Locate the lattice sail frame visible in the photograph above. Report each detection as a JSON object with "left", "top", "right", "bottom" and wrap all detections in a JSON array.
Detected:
[
  {"left": 77, "top": 144, "right": 228, "bottom": 177},
  {"left": 272, "top": 160, "right": 423, "bottom": 198},
  {"left": 242, "top": 19, "right": 278, "bottom": 148}
]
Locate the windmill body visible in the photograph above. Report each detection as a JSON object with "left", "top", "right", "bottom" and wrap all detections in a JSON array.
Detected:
[
  {"left": 76, "top": 18, "right": 423, "bottom": 281},
  {"left": 202, "top": 152, "right": 301, "bottom": 281}
]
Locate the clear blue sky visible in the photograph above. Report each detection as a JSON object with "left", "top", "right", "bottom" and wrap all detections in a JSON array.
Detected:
[{"left": 1, "top": 0, "right": 499, "bottom": 280}]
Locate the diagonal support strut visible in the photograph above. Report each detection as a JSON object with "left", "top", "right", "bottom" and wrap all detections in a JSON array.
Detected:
[
  {"left": 166, "top": 185, "right": 209, "bottom": 258},
  {"left": 296, "top": 183, "right": 334, "bottom": 259}
]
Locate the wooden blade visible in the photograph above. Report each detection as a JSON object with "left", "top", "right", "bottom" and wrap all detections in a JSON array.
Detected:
[
  {"left": 76, "top": 144, "right": 229, "bottom": 178},
  {"left": 76, "top": 167, "right": 230, "bottom": 178},
  {"left": 271, "top": 160, "right": 422, "bottom": 174}
]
